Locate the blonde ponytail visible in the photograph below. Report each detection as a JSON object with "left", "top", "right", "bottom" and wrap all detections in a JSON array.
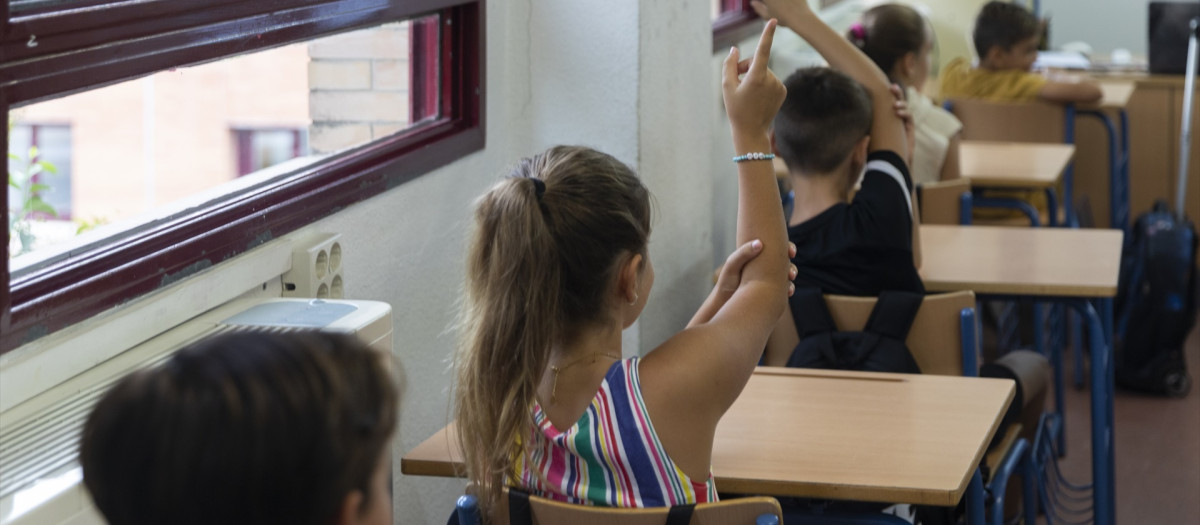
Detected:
[{"left": 454, "top": 146, "right": 651, "bottom": 518}]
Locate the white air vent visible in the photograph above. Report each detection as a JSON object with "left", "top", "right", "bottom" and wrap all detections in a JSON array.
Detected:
[{"left": 0, "top": 298, "right": 392, "bottom": 525}]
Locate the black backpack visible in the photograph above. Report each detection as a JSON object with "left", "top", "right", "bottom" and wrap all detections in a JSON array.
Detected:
[
  {"left": 1114, "top": 201, "right": 1197, "bottom": 396},
  {"left": 786, "top": 287, "right": 923, "bottom": 374}
]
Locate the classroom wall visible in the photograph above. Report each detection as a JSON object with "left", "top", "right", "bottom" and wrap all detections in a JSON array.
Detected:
[
  {"left": 1042, "top": 0, "right": 1152, "bottom": 56},
  {"left": 0, "top": 1, "right": 719, "bottom": 523}
]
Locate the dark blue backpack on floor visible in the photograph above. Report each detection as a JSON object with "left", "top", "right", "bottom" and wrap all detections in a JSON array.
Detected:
[
  {"left": 1114, "top": 201, "right": 1197, "bottom": 397},
  {"left": 786, "top": 288, "right": 923, "bottom": 374}
]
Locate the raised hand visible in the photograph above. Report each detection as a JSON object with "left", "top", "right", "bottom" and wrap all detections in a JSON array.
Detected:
[
  {"left": 721, "top": 19, "right": 786, "bottom": 144},
  {"left": 749, "top": 0, "right": 811, "bottom": 25}
]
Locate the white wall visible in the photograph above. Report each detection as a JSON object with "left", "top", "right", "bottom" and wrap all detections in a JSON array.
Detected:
[
  {"left": 1042, "top": 0, "right": 1150, "bottom": 55},
  {"left": 0, "top": 1, "right": 720, "bottom": 524}
]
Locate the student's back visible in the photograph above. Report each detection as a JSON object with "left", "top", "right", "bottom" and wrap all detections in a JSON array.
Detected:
[
  {"left": 753, "top": 0, "right": 923, "bottom": 367},
  {"left": 453, "top": 22, "right": 792, "bottom": 521},
  {"left": 939, "top": 1, "right": 1101, "bottom": 104},
  {"left": 777, "top": 68, "right": 924, "bottom": 298}
]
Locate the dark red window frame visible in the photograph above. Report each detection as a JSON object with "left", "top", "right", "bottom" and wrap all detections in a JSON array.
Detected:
[
  {"left": 712, "top": 0, "right": 763, "bottom": 53},
  {"left": 410, "top": 15, "right": 441, "bottom": 122},
  {"left": 0, "top": 0, "right": 486, "bottom": 352}
]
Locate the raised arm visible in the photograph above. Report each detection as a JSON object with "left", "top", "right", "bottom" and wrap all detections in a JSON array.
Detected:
[
  {"left": 754, "top": 0, "right": 908, "bottom": 156},
  {"left": 640, "top": 21, "right": 789, "bottom": 422}
]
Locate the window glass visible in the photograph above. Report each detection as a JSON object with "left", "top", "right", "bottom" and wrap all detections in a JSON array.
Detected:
[{"left": 6, "top": 16, "right": 439, "bottom": 267}]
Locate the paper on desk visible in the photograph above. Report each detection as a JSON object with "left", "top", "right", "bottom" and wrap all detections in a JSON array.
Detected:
[{"left": 1034, "top": 51, "right": 1091, "bottom": 70}]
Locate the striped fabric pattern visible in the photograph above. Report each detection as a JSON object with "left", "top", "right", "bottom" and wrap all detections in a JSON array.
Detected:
[{"left": 513, "top": 357, "right": 717, "bottom": 508}]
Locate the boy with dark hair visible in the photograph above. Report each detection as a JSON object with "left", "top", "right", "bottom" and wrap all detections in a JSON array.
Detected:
[
  {"left": 940, "top": 1, "right": 1101, "bottom": 103},
  {"left": 772, "top": 67, "right": 922, "bottom": 298},
  {"left": 752, "top": 0, "right": 924, "bottom": 366}
]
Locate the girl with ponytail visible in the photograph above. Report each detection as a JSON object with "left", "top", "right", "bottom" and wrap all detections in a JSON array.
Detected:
[
  {"left": 844, "top": 2, "right": 964, "bottom": 184},
  {"left": 453, "top": 21, "right": 793, "bottom": 520}
]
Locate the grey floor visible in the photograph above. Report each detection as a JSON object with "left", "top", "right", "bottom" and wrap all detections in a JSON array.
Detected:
[{"left": 1046, "top": 321, "right": 1200, "bottom": 524}]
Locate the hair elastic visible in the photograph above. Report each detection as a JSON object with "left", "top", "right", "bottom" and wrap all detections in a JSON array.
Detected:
[
  {"left": 511, "top": 175, "right": 546, "bottom": 200},
  {"left": 530, "top": 178, "right": 546, "bottom": 200},
  {"left": 849, "top": 22, "right": 867, "bottom": 44}
]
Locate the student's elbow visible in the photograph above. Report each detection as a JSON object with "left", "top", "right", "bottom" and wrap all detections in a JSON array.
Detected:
[
  {"left": 1039, "top": 81, "right": 1103, "bottom": 104},
  {"left": 742, "top": 279, "right": 789, "bottom": 321}
]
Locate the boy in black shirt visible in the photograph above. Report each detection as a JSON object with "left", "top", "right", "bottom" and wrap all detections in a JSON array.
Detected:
[{"left": 758, "top": 0, "right": 923, "bottom": 366}]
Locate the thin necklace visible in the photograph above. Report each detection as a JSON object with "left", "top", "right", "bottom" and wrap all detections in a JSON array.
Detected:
[{"left": 549, "top": 351, "right": 622, "bottom": 404}]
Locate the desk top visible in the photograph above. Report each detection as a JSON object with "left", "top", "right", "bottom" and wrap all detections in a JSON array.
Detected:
[
  {"left": 959, "top": 141, "right": 1075, "bottom": 188},
  {"left": 1084, "top": 81, "right": 1136, "bottom": 110},
  {"left": 401, "top": 368, "right": 1014, "bottom": 507},
  {"left": 713, "top": 368, "right": 1013, "bottom": 506},
  {"left": 919, "top": 225, "right": 1123, "bottom": 297}
]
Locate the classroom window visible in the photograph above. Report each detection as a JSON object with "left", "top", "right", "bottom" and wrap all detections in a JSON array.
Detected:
[
  {"left": 1, "top": 0, "right": 484, "bottom": 352},
  {"left": 7, "top": 124, "right": 73, "bottom": 258},
  {"left": 233, "top": 128, "right": 309, "bottom": 178},
  {"left": 712, "top": 0, "right": 762, "bottom": 52}
]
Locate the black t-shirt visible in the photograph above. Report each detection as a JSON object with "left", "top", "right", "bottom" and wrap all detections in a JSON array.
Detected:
[{"left": 788, "top": 150, "right": 925, "bottom": 297}]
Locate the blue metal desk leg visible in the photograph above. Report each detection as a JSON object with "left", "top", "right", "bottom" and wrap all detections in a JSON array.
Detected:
[
  {"left": 1033, "top": 302, "right": 1046, "bottom": 357},
  {"left": 1118, "top": 109, "right": 1131, "bottom": 234},
  {"left": 1021, "top": 450, "right": 1039, "bottom": 525},
  {"left": 1044, "top": 188, "right": 1059, "bottom": 228},
  {"left": 1080, "top": 110, "right": 1120, "bottom": 230},
  {"left": 1066, "top": 298, "right": 1116, "bottom": 525},
  {"left": 966, "top": 468, "right": 986, "bottom": 525},
  {"left": 1050, "top": 312, "right": 1067, "bottom": 455},
  {"left": 1074, "top": 313, "right": 1086, "bottom": 389}
]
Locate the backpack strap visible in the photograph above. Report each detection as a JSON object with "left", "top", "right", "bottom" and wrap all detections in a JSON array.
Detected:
[
  {"left": 862, "top": 290, "right": 925, "bottom": 341},
  {"left": 508, "top": 488, "right": 533, "bottom": 525},
  {"left": 666, "top": 503, "right": 697, "bottom": 525},
  {"left": 790, "top": 287, "right": 837, "bottom": 338}
]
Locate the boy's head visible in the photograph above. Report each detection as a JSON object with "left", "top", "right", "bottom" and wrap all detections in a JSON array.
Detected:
[
  {"left": 81, "top": 331, "right": 398, "bottom": 525},
  {"left": 974, "top": 1, "right": 1040, "bottom": 71},
  {"left": 772, "top": 67, "right": 872, "bottom": 191}
]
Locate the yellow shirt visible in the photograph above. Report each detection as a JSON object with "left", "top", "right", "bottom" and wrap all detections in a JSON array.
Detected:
[{"left": 938, "top": 58, "right": 1047, "bottom": 103}]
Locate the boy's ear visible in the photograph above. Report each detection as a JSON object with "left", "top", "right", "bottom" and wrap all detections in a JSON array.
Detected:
[
  {"left": 983, "top": 45, "right": 1005, "bottom": 66},
  {"left": 855, "top": 135, "right": 870, "bottom": 164}
]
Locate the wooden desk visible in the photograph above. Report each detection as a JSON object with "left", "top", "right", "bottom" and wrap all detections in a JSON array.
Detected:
[
  {"left": 712, "top": 368, "right": 1013, "bottom": 506},
  {"left": 959, "top": 141, "right": 1074, "bottom": 189},
  {"left": 918, "top": 224, "right": 1123, "bottom": 525},
  {"left": 402, "top": 368, "right": 1015, "bottom": 508},
  {"left": 919, "top": 224, "right": 1123, "bottom": 297},
  {"left": 1086, "top": 81, "right": 1136, "bottom": 110}
]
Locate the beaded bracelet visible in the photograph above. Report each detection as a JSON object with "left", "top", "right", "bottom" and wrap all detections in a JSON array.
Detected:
[{"left": 732, "top": 152, "right": 776, "bottom": 163}]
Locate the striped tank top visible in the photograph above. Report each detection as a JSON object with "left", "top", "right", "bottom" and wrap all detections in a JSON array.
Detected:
[{"left": 513, "top": 357, "right": 718, "bottom": 507}]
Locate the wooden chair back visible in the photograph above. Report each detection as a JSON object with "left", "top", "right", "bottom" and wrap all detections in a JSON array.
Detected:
[
  {"left": 918, "top": 178, "right": 972, "bottom": 225},
  {"left": 947, "top": 98, "right": 1068, "bottom": 143},
  {"left": 484, "top": 491, "right": 782, "bottom": 525},
  {"left": 821, "top": 291, "right": 977, "bottom": 376}
]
